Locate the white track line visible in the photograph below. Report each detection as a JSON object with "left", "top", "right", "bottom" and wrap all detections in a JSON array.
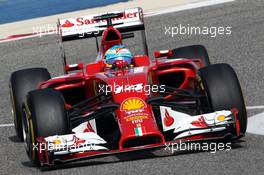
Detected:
[
  {"left": 145, "top": 0, "right": 235, "bottom": 17},
  {"left": 0, "top": 123, "right": 14, "bottom": 127},
  {"left": 246, "top": 106, "right": 264, "bottom": 110},
  {"left": 0, "top": 104, "right": 263, "bottom": 128},
  {"left": 247, "top": 112, "right": 264, "bottom": 135}
]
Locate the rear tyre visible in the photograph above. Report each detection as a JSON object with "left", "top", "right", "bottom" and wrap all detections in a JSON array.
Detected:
[
  {"left": 169, "top": 45, "right": 210, "bottom": 67},
  {"left": 22, "top": 89, "right": 70, "bottom": 164},
  {"left": 10, "top": 68, "right": 51, "bottom": 141},
  {"left": 199, "top": 63, "right": 247, "bottom": 134}
]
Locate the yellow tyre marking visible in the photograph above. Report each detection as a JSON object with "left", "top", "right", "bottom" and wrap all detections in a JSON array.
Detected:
[
  {"left": 24, "top": 102, "right": 36, "bottom": 160},
  {"left": 9, "top": 87, "right": 18, "bottom": 128},
  {"left": 29, "top": 119, "right": 36, "bottom": 160}
]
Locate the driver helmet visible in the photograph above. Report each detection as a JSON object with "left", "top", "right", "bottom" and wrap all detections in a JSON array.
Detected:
[{"left": 104, "top": 45, "right": 133, "bottom": 66}]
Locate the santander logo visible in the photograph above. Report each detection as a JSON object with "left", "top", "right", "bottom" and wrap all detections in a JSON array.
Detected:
[
  {"left": 164, "top": 109, "right": 174, "bottom": 127},
  {"left": 76, "top": 12, "right": 138, "bottom": 26},
  {"left": 61, "top": 20, "right": 74, "bottom": 28}
]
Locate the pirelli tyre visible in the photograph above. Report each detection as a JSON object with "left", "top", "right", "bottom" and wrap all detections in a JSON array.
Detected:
[
  {"left": 169, "top": 45, "right": 210, "bottom": 67},
  {"left": 9, "top": 68, "right": 51, "bottom": 142},
  {"left": 199, "top": 63, "right": 247, "bottom": 135},
  {"left": 22, "top": 88, "right": 70, "bottom": 165}
]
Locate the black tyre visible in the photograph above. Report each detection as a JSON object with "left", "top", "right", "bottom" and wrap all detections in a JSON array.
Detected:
[
  {"left": 199, "top": 63, "right": 247, "bottom": 134},
  {"left": 10, "top": 68, "right": 51, "bottom": 141},
  {"left": 22, "top": 89, "right": 70, "bottom": 164},
  {"left": 169, "top": 45, "right": 210, "bottom": 67}
]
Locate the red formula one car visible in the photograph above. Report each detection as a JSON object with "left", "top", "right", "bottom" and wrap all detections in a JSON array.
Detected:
[{"left": 9, "top": 8, "right": 247, "bottom": 166}]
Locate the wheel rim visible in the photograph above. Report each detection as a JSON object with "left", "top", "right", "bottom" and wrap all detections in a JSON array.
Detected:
[
  {"left": 9, "top": 87, "right": 18, "bottom": 129},
  {"left": 22, "top": 108, "right": 31, "bottom": 154}
]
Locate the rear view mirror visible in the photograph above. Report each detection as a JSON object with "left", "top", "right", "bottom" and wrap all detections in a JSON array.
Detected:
[
  {"left": 65, "top": 63, "right": 83, "bottom": 73},
  {"left": 154, "top": 50, "right": 173, "bottom": 58}
]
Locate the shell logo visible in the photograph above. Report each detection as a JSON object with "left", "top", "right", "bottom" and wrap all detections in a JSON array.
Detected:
[
  {"left": 121, "top": 97, "right": 146, "bottom": 111},
  {"left": 52, "top": 139, "right": 62, "bottom": 145},
  {"left": 217, "top": 115, "right": 226, "bottom": 121}
]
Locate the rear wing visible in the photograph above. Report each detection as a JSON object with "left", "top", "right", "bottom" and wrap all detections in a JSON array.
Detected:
[{"left": 58, "top": 7, "right": 144, "bottom": 41}]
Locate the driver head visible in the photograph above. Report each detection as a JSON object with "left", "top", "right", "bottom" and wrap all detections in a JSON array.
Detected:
[{"left": 104, "top": 45, "right": 133, "bottom": 67}]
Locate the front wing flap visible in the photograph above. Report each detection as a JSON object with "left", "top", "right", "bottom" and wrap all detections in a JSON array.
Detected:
[
  {"left": 160, "top": 106, "right": 240, "bottom": 140},
  {"left": 36, "top": 108, "right": 240, "bottom": 166}
]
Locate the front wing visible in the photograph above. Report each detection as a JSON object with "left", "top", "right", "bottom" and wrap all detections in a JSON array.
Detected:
[{"left": 36, "top": 108, "right": 241, "bottom": 166}]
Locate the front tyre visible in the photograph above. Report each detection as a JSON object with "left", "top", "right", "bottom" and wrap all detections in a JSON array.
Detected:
[
  {"left": 10, "top": 68, "right": 50, "bottom": 141},
  {"left": 199, "top": 63, "right": 247, "bottom": 134},
  {"left": 169, "top": 45, "right": 210, "bottom": 67},
  {"left": 22, "top": 89, "right": 70, "bottom": 165}
]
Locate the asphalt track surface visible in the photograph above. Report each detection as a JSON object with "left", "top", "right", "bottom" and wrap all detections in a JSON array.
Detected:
[{"left": 1, "top": 0, "right": 264, "bottom": 174}]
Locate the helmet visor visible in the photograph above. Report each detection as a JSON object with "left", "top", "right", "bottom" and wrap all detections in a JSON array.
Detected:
[{"left": 106, "top": 56, "right": 132, "bottom": 65}]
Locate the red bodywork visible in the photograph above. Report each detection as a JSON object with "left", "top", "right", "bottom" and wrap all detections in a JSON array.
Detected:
[{"left": 35, "top": 21, "right": 240, "bottom": 166}]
